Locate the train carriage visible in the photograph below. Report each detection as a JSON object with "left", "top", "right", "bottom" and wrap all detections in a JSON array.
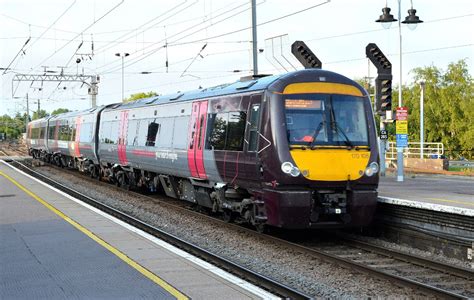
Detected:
[
  {"left": 26, "top": 117, "right": 49, "bottom": 159},
  {"left": 47, "top": 107, "right": 104, "bottom": 172},
  {"left": 93, "top": 69, "right": 379, "bottom": 229},
  {"left": 27, "top": 68, "right": 380, "bottom": 230}
]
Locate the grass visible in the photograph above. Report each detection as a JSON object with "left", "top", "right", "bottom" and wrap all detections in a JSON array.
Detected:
[{"left": 448, "top": 165, "right": 474, "bottom": 174}]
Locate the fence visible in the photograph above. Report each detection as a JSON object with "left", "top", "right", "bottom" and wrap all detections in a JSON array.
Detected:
[{"left": 385, "top": 142, "right": 444, "bottom": 161}]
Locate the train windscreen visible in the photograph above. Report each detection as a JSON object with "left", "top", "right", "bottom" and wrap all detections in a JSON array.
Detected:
[{"left": 285, "top": 95, "right": 369, "bottom": 147}]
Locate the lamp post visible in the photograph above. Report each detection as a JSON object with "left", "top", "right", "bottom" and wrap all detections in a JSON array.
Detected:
[
  {"left": 375, "top": 0, "right": 423, "bottom": 182},
  {"left": 115, "top": 52, "right": 130, "bottom": 101},
  {"left": 420, "top": 81, "right": 425, "bottom": 159}
]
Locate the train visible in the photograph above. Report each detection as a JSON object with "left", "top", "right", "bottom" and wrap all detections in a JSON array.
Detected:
[{"left": 27, "top": 69, "right": 379, "bottom": 230}]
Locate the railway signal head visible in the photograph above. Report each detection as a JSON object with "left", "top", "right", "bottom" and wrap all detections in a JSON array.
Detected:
[
  {"left": 291, "top": 41, "right": 322, "bottom": 69},
  {"left": 375, "top": 74, "right": 393, "bottom": 113},
  {"left": 366, "top": 43, "right": 391, "bottom": 75}
]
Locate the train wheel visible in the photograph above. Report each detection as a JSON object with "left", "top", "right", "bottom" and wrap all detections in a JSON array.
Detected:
[
  {"left": 222, "top": 209, "right": 235, "bottom": 223},
  {"left": 116, "top": 171, "right": 130, "bottom": 190},
  {"left": 255, "top": 224, "right": 267, "bottom": 234}
]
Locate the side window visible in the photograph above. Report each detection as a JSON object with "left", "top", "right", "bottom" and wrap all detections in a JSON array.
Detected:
[
  {"left": 59, "top": 122, "right": 70, "bottom": 141},
  {"left": 39, "top": 127, "right": 45, "bottom": 139},
  {"left": 79, "top": 123, "right": 92, "bottom": 143},
  {"left": 101, "top": 121, "right": 113, "bottom": 144},
  {"left": 146, "top": 121, "right": 160, "bottom": 147},
  {"left": 71, "top": 123, "right": 77, "bottom": 141},
  {"left": 209, "top": 113, "right": 228, "bottom": 150},
  {"left": 173, "top": 116, "right": 188, "bottom": 149},
  {"left": 227, "top": 111, "right": 246, "bottom": 151},
  {"left": 110, "top": 121, "right": 119, "bottom": 144},
  {"left": 48, "top": 125, "right": 55, "bottom": 139},
  {"left": 127, "top": 120, "right": 138, "bottom": 146},
  {"left": 157, "top": 118, "right": 174, "bottom": 148},
  {"left": 31, "top": 128, "right": 39, "bottom": 139},
  {"left": 248, "top": 104, "right": 261, "bottom": 152}
]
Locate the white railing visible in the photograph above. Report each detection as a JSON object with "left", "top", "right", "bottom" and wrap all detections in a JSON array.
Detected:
[{"left": 385, "top": 142, "right": 444, "bottom": 160}]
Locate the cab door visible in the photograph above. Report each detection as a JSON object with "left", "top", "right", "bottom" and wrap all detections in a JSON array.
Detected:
[{"left": 242, "top": 94, "right": 263, "bottom": 181}]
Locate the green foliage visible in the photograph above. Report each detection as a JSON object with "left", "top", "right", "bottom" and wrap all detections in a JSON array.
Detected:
[
  {"left": 0, "top": 113, "right": 27, "bottom": 139},
  {"left": 123, "top": 91, "right": 158, "bottom": 103},
  {"left": 51, "top": 108, "right": 70, "bottom": 115},
  {"left": 402, "top": 60, "right": 474, "bottom": 159},
  {"left": 32, "top": 109, "right": 48, "bottom": 120}
]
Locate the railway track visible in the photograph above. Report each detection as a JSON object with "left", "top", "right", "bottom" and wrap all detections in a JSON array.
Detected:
[
  {"left": 4, "top": 159, "right": 310, "bottom": 299},
  {"left": 6, "top": 157, "right": 474, "bottom": 299}
]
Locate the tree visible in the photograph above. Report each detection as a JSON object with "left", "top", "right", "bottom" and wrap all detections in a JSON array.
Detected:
[
  {"left": 123, "top": 91, "right": 158, "bottom": 103},
  {"left": 402, "top": 59, "right": 474, "bottom": 159},
  {"left": 51, "top": 108, "right": 70, "bottom": 115},
  {"left": 32, "top": 109, "right": 48, "bottom": 120}
]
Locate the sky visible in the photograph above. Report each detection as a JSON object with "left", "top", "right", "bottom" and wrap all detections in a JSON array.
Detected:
[{"left": 1, "top": 0, "right": 473, "bottom": 117}]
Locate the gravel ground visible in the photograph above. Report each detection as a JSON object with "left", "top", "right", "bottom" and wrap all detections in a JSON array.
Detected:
[{"left": 34, "top": 164, "right": 431, "bottom": 298}]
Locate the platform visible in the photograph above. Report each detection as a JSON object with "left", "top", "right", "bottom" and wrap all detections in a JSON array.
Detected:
[
  {"left": 0, "top": 160, "right": 276, "bottom": 299},
  {"left": 378, "top": 174, "right": 474, "bottom": 216}
]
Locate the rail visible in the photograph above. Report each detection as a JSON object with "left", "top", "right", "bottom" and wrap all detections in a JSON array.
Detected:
[
  {"left": 4, "top": 159, "right": 310, "bottom": 300},
  {"left": 8, "top": 157, "right": 474, "bottom": 298}
]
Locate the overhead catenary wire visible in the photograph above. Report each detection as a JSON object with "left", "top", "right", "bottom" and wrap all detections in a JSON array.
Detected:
[
  {"left": 99, "top": 0, "right": 328, "bottom": 74},
  {"left": 97, "top": 0, "right": 262, "bottom": 74},
  {"left": 32, "top": 0, "right": 125, "bottom": 71},
  {"left": 93, "top": 0, "right": 193, "bottom": 55},
  {"left": 25, "top": 0, "right": 77, "bottom": 52},
  {"left": 2, "top": 37, "right": 30, "bottom": 75}
]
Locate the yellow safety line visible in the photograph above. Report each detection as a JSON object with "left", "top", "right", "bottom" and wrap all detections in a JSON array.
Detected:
[
  {"left": 428, "top": 197, "right": 474, "bottom": 207},
  {"left": 0, "top": 170, "right": 188, "bottom": 300}
]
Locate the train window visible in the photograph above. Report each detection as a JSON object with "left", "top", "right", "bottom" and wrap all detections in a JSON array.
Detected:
[
  {"left": 39, "top": 127, "right": 45, "bottom": 139},
  {"left": 71, "top": 124, "right": 77, "bottom": 141},
  {"left": 172, "top": 116, "right": 188, "bottom": 149},
  {"left": 248, "top": 104, "right": 261, "bottom": 152},
  {"left": 197, "top": 115, "right": 205, "bottom": 150},
  {"left": 110, "top": 121, "right": 119, "bottom": 144},
  {"left": 209, "top": 113, "right": 228, "bottom": 150},
  {"left": 48, "top": 125, "right": 56, "bottom": 139},
  {"left": 157, "top": 118, "right": 174, "bottom": 148},
  {"left": 79, "top": 123, "right": 93, "bottom": 143},
  {"left": 31, "top": 128, "right": 39, "bottom": 139},
  {"left": 226, "top": 112, "right": 246, "bottom": 151},
  {"left": 145, "top": 121, "right": 160, "bottom": 147},
  {"left": 59, "top": 123, "right": 71, "bottom": 141},
  {"left": 127, "top": 120, "right": 138, "bottom": 146}
]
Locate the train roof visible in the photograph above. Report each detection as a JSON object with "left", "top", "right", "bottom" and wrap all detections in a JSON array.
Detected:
[
  {"left": 48, "top": 106, "right": 105, "bottom": 121},
  {"left": 111, "top": 73, "right": 281, "bottom": 111},
  {"left": 107, "top": 69, "right": 364, "bottom": 111}
]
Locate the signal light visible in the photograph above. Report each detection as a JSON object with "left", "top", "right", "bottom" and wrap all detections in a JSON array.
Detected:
[
  {"left": 366, "top": 43, "right": 393, "bottom": 114},
  {"left": 375, "top": 74, "right": 393, "bottom": 113},
  {"left": 291, "top": 41, "right": 322, "bottom": 69}
]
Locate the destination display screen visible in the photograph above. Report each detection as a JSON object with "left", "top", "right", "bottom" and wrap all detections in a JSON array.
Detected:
[{"left": 285, "top": 99, "right": 322, "bottom": 109}]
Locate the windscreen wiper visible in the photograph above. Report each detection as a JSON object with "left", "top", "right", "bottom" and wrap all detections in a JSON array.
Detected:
[
  {"left": 331, "top": 121, "right": 354, "bottom": 149},
  {"left": 327, "top": 96, "right": 354, "bottom": 149},
  {"left": 308, "top": 121, "right": 324, "bottom": 147}
]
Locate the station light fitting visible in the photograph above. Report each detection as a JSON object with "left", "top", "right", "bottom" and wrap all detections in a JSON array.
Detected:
[{"left": 375, "top": 7, "right": 397, "bottom": 28}]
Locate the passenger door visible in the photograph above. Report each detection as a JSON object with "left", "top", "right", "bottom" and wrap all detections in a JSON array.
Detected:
[{"left": 187, "top": 100, "right": 208, "bottom": 179}]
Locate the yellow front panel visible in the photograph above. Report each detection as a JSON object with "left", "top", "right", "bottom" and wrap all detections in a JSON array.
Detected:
[
  {"left": 290, "top": 149, "right": 370, "bottom": 181},
  {"left": 283, "top": 82, "right": 363, "bottom": 97}
]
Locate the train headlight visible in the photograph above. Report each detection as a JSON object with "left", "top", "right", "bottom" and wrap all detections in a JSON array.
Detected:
[
  {"left": 281, "top": 162, "right": 301, "bottom": 177},
  {"left": 365, "top": 162, "right": 379, "bottom": 177}
]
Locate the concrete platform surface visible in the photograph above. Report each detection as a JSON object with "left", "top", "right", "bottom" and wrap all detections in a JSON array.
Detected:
[
  {"left": 378, "top": 173, "right": 474, "bottom": 216},
  {"left": 0, "top": 160, "right": 276, "bottom": 300}
]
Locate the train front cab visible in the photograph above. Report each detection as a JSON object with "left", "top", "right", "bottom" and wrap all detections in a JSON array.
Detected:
[{"left": 260, "top": 71, "right": 379, "bottom": 229}]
